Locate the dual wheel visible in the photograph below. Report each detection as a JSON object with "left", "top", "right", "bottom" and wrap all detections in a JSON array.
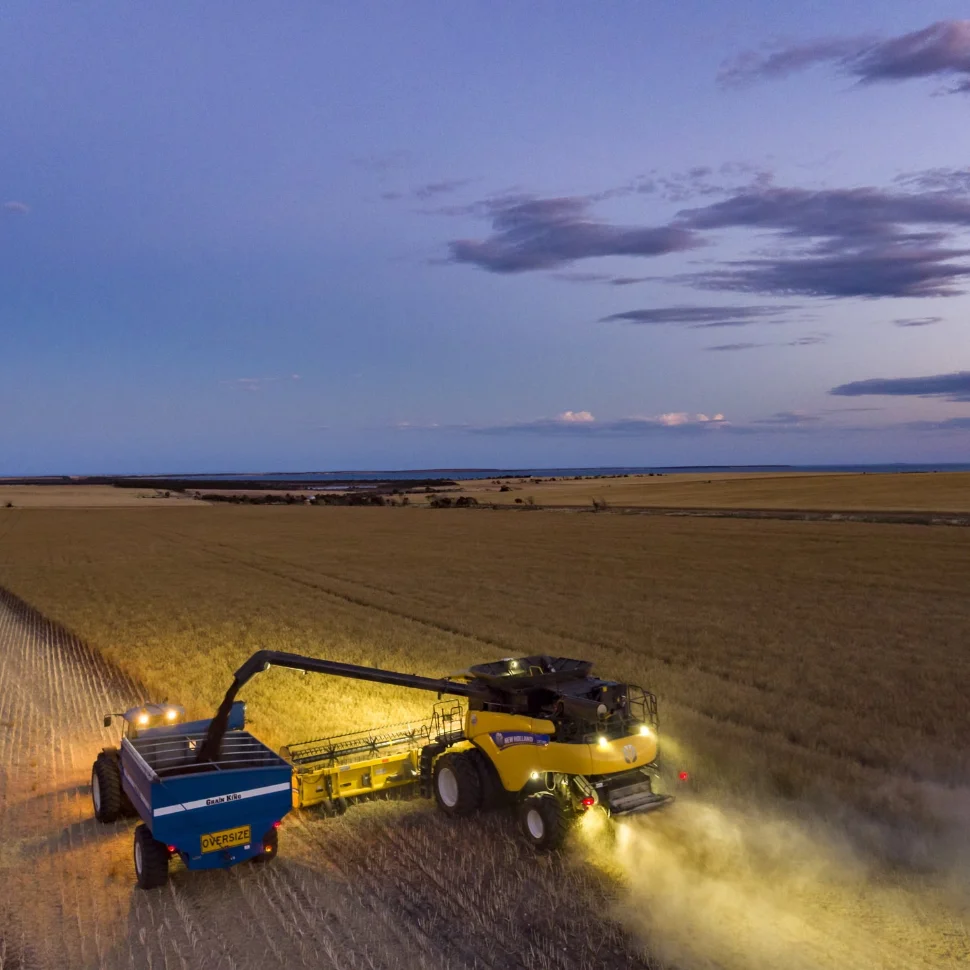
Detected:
[{"left": 433, "top": 749, "right": 572, "bottom": 851}]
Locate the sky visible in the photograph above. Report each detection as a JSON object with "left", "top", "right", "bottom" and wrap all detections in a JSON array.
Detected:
[{"left": 2, "top": 2, "right": 970, "bottom": 474}]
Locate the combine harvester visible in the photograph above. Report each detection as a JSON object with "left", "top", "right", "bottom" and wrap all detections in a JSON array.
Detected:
[{"left": 93, "top": 652, "right": 677, "bottom": 888}]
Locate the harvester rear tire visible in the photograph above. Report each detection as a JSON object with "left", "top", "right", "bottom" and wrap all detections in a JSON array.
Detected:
[
  {"left": 133, "top": 824, "right": 169, "bottom": 890},
  {"left": 433, "top": 751, "right": 482, "bottom": 817},
  {"left": 92, "top": 753, "right": 124, "bottom": 823},
  {"left": 518, "top": 794, "right": 571, "bottom": 852}
]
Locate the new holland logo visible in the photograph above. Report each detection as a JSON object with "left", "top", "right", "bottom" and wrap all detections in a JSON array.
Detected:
[
  {"left": 490, "top": 731, "right": 550, "bottom": 749},
  {"left": 622, "top": 744, "right": 638, "bottom": 764}
]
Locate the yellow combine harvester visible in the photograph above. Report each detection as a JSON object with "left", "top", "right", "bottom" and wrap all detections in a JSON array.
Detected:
[{"left": 198, "top": 652, "right": 675, "bottom": 849}]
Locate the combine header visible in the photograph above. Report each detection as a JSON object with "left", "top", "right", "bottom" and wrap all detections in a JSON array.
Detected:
[{"left": 94, "top": 651, "right": 676, "bottom": 888}]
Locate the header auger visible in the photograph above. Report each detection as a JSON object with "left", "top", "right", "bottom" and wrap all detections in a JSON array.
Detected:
[{"left": 94, "top": 650, "right": 677, "bottom": 888}]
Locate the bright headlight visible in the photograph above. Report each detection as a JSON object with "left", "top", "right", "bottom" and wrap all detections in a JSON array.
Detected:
[
  {"left": 165, "top": 708, "right": 178, "bottom": 721},
  {"left": 639, "top": 725, "right": 652, "bottom": 738},
  {"left": 597, "top": 736, "right": 608, "bottom": 749},
  {"left": 137, "top": 712, "right": 149, "bottom": 726}
]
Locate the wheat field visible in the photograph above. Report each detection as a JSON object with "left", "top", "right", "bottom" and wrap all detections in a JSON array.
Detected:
[{"left": 0, "top": 504, "right": 968, "bottom": 969}]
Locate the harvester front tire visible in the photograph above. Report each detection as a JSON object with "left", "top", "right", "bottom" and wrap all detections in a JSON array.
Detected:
[
  {"left": 433, "top": 751, "right": 482, "bottom": 817},
  {"left": 518, "top": 794, "right": 571, "bottom": 852},
  {"left": 92, "top": 753, "right": 124, "bottom": 823},
  {"left": 133, "top": 824, "right": 170, "bottom": 890}
]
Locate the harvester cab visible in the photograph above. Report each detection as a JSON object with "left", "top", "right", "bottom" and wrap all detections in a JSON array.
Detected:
[{"left": 103, "top": 702, "right": 186, "bottom": 740}]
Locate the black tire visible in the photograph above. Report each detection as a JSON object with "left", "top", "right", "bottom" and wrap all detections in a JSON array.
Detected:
[
  {"left": 466, "top": 747, "right": 504, "bottom": 809},
  {"left": 518, "top": 794, "right": 572, "bottom": 851},
  {"left": 133, "top": 824, "right": 169, "bottom": 890},
  {"left": 433, "top": 751, "right": 483, "bottom": 817},
  {"left": 252, "top": 827, "right": 278, "bottom": 864},
  {"left": 92, "top": 753, "right": 123, "bottom": 823}
]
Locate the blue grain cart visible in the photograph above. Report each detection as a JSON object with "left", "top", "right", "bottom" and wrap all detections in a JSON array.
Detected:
[{"left": 92, "top": 702, "right": 293, "bottom": 889}]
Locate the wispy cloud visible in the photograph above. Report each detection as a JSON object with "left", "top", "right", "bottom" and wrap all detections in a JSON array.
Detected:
[
  {"left": 602, "top": 304, "right": 796, "bottom": 328},
  {"left": 752, "top": 410, "right": 822, "bottom": 425},
  {"left": 383, "top": 178, "right": 476, "bottom": 202},
  {"left": 447, "top": 195, "right": 700, "bottom": 273},
  {"left": 552, "top": 271, "right": 654, "bottom": 286},
  {"left": 3, "top": 201, "right": 29, "bottom": 215},
  {"left": 830, "top": 371, "right": 970, "bottom": 402},
  {"left": 469, "top": 411, "right": 728, "bottom": 436},
  {"left": 706, "top": 342, "right": 769, "bottom": 352},
  {"left": 894, "top": 316, "right": 942, "bottom": 327},
  {"left": 719, "top": 20, "right": 970, "bottom": 95},
  {"left": 220, "top": 375, "right": 301, "bottom": 392},
  {"left": 676, "top": 184, "right": 970, "bottom": 298}
]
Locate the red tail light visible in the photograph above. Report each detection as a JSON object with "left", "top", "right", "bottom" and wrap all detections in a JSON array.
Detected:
[
  {"left": 167, "top": 845, "right": 176, "bottom": 853},
  {"left": 581, "top": 796, "right": 595, "bottom": 808},
  {"left": 272, "top": 820, "right": 282, "bottom": 829},
  {"left": 678, "top": 771, "right": 689, "bottom": 782}
]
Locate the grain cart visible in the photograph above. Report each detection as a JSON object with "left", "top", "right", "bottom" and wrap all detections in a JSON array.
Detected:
[
  {"left": 199, "top": 651, "right": 675, "bottom": 850},
  {"left": 94, "top": 701, "right": 292, "bottom": 889}
]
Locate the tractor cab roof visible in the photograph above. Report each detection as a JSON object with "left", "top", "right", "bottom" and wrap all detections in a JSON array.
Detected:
[{"left": 122, "top": 702, "right": 185, "bottom": 725}]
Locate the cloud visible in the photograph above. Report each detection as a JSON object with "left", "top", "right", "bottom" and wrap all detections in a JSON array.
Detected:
[
  {"left": 601, "top": 304, "right": 795, "bottom": 328},
  {"left": 447, "top": 195, "right": 700, "bottom": 273},
  {"left": 895, "top": 168, "right": 970, "bottom": 194},
  {"left": 830, "top": 371, "right": 970, "bottom": 402},
  {"left": 677, "top": 184, "right": 970, "bottom": 298},
  {"left": 786, "top": 334, "right": 828, "bottom": 346},
  {"left": 720, "top": 20, "right": 970, "bottom": 94},
  {"left": 706, "top": 342, "right": 768, "bottom": 352},
  {"left": 3, "top": 201, "right": 29, "bottom": 215},
  {"left": 752, "top": 410, "right": 822, "bottom": 425},
  {"left": 894, "top": 316, "right": 942, "bottom": 327},
  {"left": 220, "top": 375, "right": 302, "bottom": 392},
  {"left": 383, "top": 178, "right": 476, "bottom": 202},
  {"left": 552, "top": 271, "right": 654, "bottom": 286},
  {"left": 351, "top": 150, "right": 411, "bottom": 173},
  {"left": 469, "top": 412, "right": 728, "bottom": 436}
]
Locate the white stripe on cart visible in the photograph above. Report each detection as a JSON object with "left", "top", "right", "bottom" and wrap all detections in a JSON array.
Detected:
[{"left": 153, "top": 781, "right": 292, "bottom": 817}]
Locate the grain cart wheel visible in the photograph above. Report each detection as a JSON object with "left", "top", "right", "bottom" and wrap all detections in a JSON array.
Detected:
[
  {"left": 92, "top": 753, "right": 124, "bottom": 823},
  {"left": 252, "top": 827, "right": 278, "bottom": 864},
  {"left": 518, "top": 794, "right": 571, "bottom": 851},
  {"left": 133, "top": 824, "right": 169, "bottom": 890},
  {"left": 433, "top": 751, "right": 483, "bottom": 817}
]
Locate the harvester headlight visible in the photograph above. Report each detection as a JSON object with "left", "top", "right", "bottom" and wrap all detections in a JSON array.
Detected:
[
  {"left": 165, "top": 708, "right": 178, "bottom": 721},
  {"left": 137, "top": 712, "right": 150, "bottom": 727},
  {"left": 530, "top": 771, "right": 539, "bottom": 781},
  {"left": 639, "top": 725, "right": 652, "bottom": 738},
  {"left": 597, "top": 736, "right": 608, "bottom": 749}
]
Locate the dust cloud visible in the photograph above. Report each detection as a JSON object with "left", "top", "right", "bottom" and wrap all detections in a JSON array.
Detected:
[{"left": 577, "top": 790, "right": 970, "bottom": 970}]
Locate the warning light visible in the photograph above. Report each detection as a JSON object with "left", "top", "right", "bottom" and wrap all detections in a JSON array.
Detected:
[
  {"left": 581, "top": 796, "right": 595, "bottom": 809},
  {"left": 272, "top": 820, "right": 282, "bottom": 829},
  {"left": 678, "top": 771, "right": 689, "bottom": 782},
  {"left": 167, "top": 845, "right": 176, "bottom": 853}
]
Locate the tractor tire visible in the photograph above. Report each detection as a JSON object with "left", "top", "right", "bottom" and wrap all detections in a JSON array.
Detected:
[
  {"left": 92, "top": 753, "right": 124, "bottom": 823},
  {"left": 518, "top": 794, "right": 572, "bottom": 852},
  {"left": 252, "top": 827, "right": 278, "bottom": 864},
  {"left": 133, "top": 824, "right": 169, "bottom": 890},
  {"left": 433, "top": 751, "right": 483, "bottom": 817}
]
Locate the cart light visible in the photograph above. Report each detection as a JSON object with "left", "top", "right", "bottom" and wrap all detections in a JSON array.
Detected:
[
  {"left": 272, "top": 820, "right": 282, "bottom": 829},
  {"left": 530, "top": 771, "right": 539, "bottom": 781},
  {"left": 597, "top": 736, "right": 608, "bottom": 749},
  {"left": 137, "top": 712, "right": 149, "bottom": 726},
  {"left": 639, "top": 725, "right": 652, "bottom": 737},
  {"left": 581, "top": 796, "right": 595, "bottom": 809},
  {"left": 165, "top": 708, "right": 178, "bottom": 721},
  {"left": 678, "top": 771, "right": 689, "bottom": 782}
]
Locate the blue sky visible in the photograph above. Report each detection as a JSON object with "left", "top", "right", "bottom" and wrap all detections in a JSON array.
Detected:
[{"left": 2, "top": 3, "right": 969, "bottom": 473}]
